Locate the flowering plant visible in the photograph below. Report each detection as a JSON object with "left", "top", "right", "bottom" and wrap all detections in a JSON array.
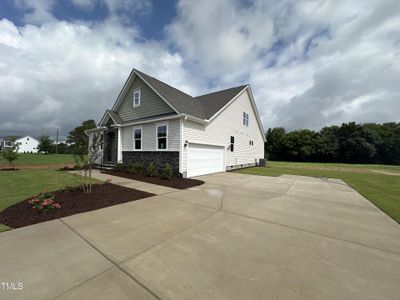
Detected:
[{"left": 29, "top": 192, "right": 61, "bottom": 213}]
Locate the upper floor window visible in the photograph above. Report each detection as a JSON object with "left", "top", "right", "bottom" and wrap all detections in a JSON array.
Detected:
[
  {"left": 133, "top": 88, "right": 141, "bottom": 107},
  {"left": 133, "top": 127, "right": 142, "bottom": 150},
  {"left": 157, "top": 123, "right": 168, "bottom": 150},
  {"left": 243, "top": 112, "right": 249, "bottom": 126}
]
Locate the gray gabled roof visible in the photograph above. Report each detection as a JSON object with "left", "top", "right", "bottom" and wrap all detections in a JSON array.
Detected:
[
  {"left": 135, "top": 70, "right": 205, "bottom": 118},
  {"left": 106, "top": 110, "right": 124, "bottom": 124},
  {"left": 194, "top": 85, "right": 248, "bottom": 119},
  {"left": 135, "top": 69, "right": 248, "bottom": 120},
  {"left": 110, "top": 69, "right": 252, "bottom": 123}
]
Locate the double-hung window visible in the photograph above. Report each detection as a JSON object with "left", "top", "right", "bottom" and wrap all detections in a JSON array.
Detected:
[
  {"left": 157, "top": 123, "right": 168, "bottom": 150},
  {"left": 230, "top": 136, "right": 235, "bottom": 152},
  {"left": 243, "top": 112, "right": 249, "bottom": 126},
  {"left": 133, "top": 127, "right": 142, "bottom": 150},
  {"left": 133, "top": 88, "right": 141, "bottom": 107}
]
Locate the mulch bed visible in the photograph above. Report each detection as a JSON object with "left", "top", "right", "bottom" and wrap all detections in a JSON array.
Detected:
[
  {"left": 0, "top": 183, "right": 155, "bottom": 229},
  {"left": 103, "top": 170, "right": 204, "bottom": 189},
  {"left": 0, "top": 163, "right": 75, "bottom": 170},
  {"left": 58, "top": 166, "right": 78, "bottom": 171}
]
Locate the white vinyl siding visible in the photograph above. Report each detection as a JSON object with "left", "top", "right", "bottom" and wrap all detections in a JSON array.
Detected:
[
  {"left": 182, "top": 89, "right": 264, "bottom": 173},
  {"left": 121, "top": 119, "right": 180, "bottom": 151}
]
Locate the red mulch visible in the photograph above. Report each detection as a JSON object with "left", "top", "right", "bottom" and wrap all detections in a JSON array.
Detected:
[
  {"left": 0, "top": 183, "right": 155, "bottom": 229},
  {"left": 102, "top": 170, "right": 204, "bottom": 189}
]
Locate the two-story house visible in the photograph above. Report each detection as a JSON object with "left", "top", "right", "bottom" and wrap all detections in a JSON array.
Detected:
[{"left": 87, "top": 69, "right": 265, "bottom": 178}]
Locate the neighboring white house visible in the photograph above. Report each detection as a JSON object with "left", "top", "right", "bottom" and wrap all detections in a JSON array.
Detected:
[
  {"left": 1, "top": 136, "right": 39, "bottom": 153},
  {"left": 87, "top": 68, "right": 265, "bottom": 178}
]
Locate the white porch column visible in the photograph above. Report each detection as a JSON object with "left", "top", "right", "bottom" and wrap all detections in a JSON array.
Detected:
[{"left": 117, "top": 127, "right": 123, "bottom": 163}]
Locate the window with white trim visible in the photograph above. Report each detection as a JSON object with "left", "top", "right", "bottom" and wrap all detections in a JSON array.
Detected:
[
  {"left": 157, "top": 124, "right": 168, "bottom": 150},
  {"left": 243, "top": 112, "right": 249, "bottom": 126},
  {"left": 133, "top": 127, "right": 142, "bottom": 150},
  {"left": 133, "top": 88, "right": 141, "bottom": 107},
  {"left": 230, "top": 136, "right": 234, "bottom": 152}
]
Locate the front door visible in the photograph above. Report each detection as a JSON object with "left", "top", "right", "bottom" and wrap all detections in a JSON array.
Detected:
[{"left": 104, "top": 131, "right": 117, "bottom": 163}]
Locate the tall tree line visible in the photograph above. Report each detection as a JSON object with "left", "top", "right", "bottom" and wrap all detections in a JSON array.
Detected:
[{"left": 265, "top": 122, "right": 400, "bottom": 165}]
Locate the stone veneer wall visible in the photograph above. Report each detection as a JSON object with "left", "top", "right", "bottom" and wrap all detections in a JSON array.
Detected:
[{"left": 122, "top": 151, "right": 180, "bottom": 176}]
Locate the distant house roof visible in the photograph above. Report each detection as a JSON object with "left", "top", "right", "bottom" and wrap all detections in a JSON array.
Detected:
[{"left": 4, "top": 136, "right": 21, "bottom": 141}]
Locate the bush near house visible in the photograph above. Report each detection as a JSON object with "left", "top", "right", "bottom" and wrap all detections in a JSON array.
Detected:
[
  {"left": 104, "top": 163, "right": 204, "bottom": 189},
  {"left": 161, "top": 163, "right": 173, "bottom": 180},
  {"left": 147, "top": 162, "right": 158, "bottom": 177},
  {"left": 127, "top": 163, "right": 145, "bottom": 175}
]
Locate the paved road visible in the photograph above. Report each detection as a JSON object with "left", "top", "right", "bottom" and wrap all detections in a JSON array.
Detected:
[{"left": 1, "top": 173, "right": 400, "bottom": 299}]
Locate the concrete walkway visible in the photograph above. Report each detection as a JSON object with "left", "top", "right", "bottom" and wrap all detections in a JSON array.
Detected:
[
  {"left": 1, "top": 173, "right": 400, "bottom": 299},
  {"left": 88, "top": 169, "right": 178, "bottom": 195}
]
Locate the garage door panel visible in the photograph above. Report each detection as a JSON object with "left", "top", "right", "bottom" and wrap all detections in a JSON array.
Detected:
[{"left": 187, "top": 144, "right": 225, "bottom": 177}]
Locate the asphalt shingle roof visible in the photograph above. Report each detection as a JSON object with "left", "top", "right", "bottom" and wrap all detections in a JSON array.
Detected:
[
  {"left": 135, "top": 69, "right": 247, "bottom": 120},
  {"left": 194, "top": 85, "right": 247, "bottom": 119},
  {"left": 109, "top": 69, "right": 249, "bottom": 123}
]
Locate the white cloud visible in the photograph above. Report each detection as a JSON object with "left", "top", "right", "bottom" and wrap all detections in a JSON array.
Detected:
[
  {"left": 0, "top": 18, "right": 194, "bottom": 137},
  {"left": 169, "top": 0, "right": 400, "bottom": 130},
  {"left": 1, "top": 0, "right": 399, "bottom": 139}
]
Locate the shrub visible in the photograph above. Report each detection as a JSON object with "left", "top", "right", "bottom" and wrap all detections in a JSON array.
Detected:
[
  {"left": 127, "top": 163, "right": 145, "bottom": 175},
  {"left": 161, "top": 163, "right": 173, "bottom": 180},
  {"left": 147, "top": 162, "right": 158, "bottom": 177},
  {"left": 114, "top": 163, "right": 126, "bottom": 171},
  {"left": 29, "top": 192, "right": 61, "bottom": 213},
  {"left": 62, "top": 185, "right": 77, "bottom": 193}
]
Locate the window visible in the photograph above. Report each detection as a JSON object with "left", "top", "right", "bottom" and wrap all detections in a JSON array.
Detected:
[
  {"left": 157, "top": 124, "right": 168, "bottom": 150},
  {"left": 243, "top": 112, "right": 249, "bottom": 126},
  {"left": 230, "top": 136, "right": 234, "bottom": 152},
  {"left": 133, "top": 88, "right": 141, "bottom": 107},
  {"left": 133, "top": 127, "right": 142, "bottom": 150}
]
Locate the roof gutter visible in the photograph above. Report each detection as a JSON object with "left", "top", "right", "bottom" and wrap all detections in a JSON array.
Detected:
[
  {"left": 113, "top": 113, "right": 207, "bottom": 127},
  {"left": 85, "top": 127, "right": 107, "bottom": 135}
]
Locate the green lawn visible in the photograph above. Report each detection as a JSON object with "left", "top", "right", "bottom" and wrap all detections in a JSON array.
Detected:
[
  {"left": 235, "top": 161, "right": 400, "bottom": 223},
  {"left": 0, "top": 169, "right": 87, "bottom": 232},
  {"left": 0, "top": 153, "right": 75, "bottom": 166}
]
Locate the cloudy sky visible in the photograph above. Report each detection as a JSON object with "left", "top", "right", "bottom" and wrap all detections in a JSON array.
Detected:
[{"left": 0, "top": 0, "right": 399, "bottom": 138}]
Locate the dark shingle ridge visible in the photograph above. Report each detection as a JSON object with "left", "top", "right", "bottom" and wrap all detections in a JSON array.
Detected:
[
  {"left": 195, "top": 85, "right": 248, "bottom": 119},
  {"left": 133, "top": 69, "right": 248, "bottom": 120},
  {"left": 195, "top": 84, "right": 247, "bottom": 99}
]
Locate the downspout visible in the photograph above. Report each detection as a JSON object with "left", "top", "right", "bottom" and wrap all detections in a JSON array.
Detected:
[{"left": 117, "top": 127, "right": 123, "bottom": 163}]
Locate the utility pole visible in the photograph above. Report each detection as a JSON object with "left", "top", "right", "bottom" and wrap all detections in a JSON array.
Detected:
[{"left": 56, "top": 128, "right": 59, "bottom": 154}]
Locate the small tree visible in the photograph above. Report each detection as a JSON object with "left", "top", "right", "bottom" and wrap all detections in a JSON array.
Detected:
[
  {"left": 73, "top": 132, "right": 102, "bottom": 193},
  {"left": 38, "top": 135, "right": 54, "bottom": 154},
  {"left": 2, "top": 138, "right": 19, "bottom": 169}
]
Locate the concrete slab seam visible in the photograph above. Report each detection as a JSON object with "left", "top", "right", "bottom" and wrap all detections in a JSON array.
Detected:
[{"left": 58, "top": 219, "right": 162, "bottom": 300}]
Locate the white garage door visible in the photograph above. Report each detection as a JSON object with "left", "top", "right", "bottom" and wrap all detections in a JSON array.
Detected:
[{"left": 187, "top": 143, "right": 225, "bottom": 177}]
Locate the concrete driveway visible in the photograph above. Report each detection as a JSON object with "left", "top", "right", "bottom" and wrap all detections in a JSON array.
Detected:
[{"left": 1, "top": 173, "right": 400, "bottom": 299}]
